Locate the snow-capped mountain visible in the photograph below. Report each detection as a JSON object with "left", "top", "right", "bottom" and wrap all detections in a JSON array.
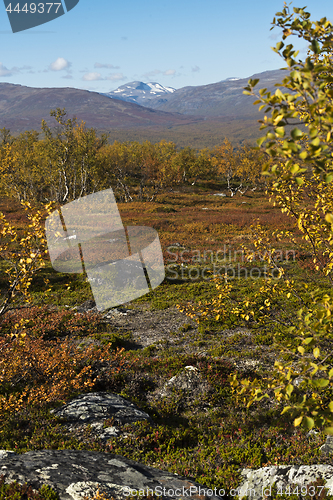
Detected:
[{"left": 102, "top": 81, "right": 175, "bottom": 106}]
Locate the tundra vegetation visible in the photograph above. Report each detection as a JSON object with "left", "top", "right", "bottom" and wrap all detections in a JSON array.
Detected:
[{"left": 2, "top": 3, "right": 333, "bottom": 500}]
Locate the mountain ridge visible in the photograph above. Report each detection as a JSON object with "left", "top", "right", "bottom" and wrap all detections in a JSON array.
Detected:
[
  {"left": 102, "top": 69, "right": 288, "bottom": 118},
  {"left": 0, "top": 69, "right": 289, "bottom": 145}
]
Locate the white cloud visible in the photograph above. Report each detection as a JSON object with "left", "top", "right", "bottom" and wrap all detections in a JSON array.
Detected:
[
  {"left": 82, "top": 72, "right": 102, "bottom": 81},
  {"left": 0, "top": 63, "right": 13, "bottom": 76},
  {"left": 106, "top": 72, "right": 126, "bottom": 81},
  {"left": 94, "top": 63, "right": 120, "bottom": 69},
  {"left": 62, "top": 74, "right": 73, "bottom": 79},
  {"left": 192, "top": 65, "right": 200, "bottom": 72},
  {"left": 143, "top": 69, "right": 177, "bottom": 79},
  {"left": 49, "top": 57, "right": 71, "bottom": 71}
]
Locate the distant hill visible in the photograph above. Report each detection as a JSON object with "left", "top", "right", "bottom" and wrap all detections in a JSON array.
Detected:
[{"left": 0, "top": 83, "right": 201, "bottom": 134}]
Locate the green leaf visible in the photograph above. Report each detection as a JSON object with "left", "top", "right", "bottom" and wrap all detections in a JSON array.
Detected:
[
  {"left": 311, "top": 137, "right": 320, "bottom": 147},
  {"left": 313, "top": 347, "right": 320, "bottom": 358},
  {"left": 304, "top": 337, "right": 314, "bottom": 345},
  {"left": 324, "top": 427, "right": 333, "bottom": 435},
  {"left": 276, "top": 126, "right": 285, "bottom": 137},
  {"left": 286, "top": 384, "right": 294, "bottom": 396},
  {"left": 298, "top": 346, "right": 305, "bottom": 355},
  {"left": 296, "top": 177, "right": 304, "bottom": 186},
  {"left": 290, "top": 164, "right": 300, "bottom": 174},
  {"left": 303, "top": 416, "right": 315, "bottom": 429},
  {"left": 311, "top": 39, "right": 321, "bottom": 54},
  {"left": 313, "top": 378, "right": 329, "bottom": 388},
  {"left": 291, "top": 128, "right": 303, "bottom": 140},
  {"left": 325, "top": 214, "right": 333, "bottom": 224},
  {"left": 324, "top": 173, "right": 333, "bottom": 184},
  {"left": 299, "top": 151, "right": 308, "bottom": 160}
]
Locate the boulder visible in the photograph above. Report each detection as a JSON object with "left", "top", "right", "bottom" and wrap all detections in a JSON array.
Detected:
[
  {"left": 0, "top": 449, "right": 223, "bottom": 500},
  {"left": 51, "top": 392, "right": 152, "bottom": 424},
  {"left": 237, "top": 465, "right": 333, "bottom": 499},
  {"left": 50, "top": 392, "right": 153, "bottom": 442}
]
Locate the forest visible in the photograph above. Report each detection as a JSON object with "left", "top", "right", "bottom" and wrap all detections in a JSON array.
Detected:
[{"left": 0, "top": 108, "right": 266, "bottom": 204}]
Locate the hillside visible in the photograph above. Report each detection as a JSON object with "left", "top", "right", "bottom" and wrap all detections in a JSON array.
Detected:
[{"left": 0, "top": 83, "right": 202, "bottom": 133}]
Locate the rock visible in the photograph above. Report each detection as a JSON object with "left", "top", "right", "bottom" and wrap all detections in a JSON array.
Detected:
[
  {"left": 307, "top": 429, "right": 320, "bottom": 440},
  {"left": 0, "top": 449, "right": 224, "bottom": 500},
  {"left": 50, "top": 392, "right": 153, "bottom": 442},
  {"left": 320, "top": 435, "right": 333, "bottom": 455},
  {"left": 160, "top": 366, "right": 208, "bottom": 400},
  {"left": 74, "top": 300, "right": 98, "bottom": 314},
  {"left": 51, "top": 392, "right": 152, "bottom": 425},
  {"left": 237, "top": 465, "right": 333, "bottom": 500}
]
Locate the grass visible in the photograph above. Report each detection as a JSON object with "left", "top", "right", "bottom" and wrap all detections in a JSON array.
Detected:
[{"left": 0, "top": 187, "right": 332, "bottom": 498}]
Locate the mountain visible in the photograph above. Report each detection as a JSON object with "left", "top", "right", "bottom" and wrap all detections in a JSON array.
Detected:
[
  {"left": 0, "top": 69, "right": 290, "bottom": 146},
  {"left": 105, "top": 69, "right": 288, "bottom": 119},
  {"left": 102, "top": 81, "right": 175, "bottom": 107},
  {"left": 0, "top": 83, "right": 201, "bottom": 134}
]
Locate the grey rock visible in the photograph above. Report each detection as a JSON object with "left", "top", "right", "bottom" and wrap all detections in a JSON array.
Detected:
[
  {"left": 307, "top": 429, "right": 320, "bottom": 440},
  {"left": 74, "top": 300, "right": 97, "bottom": 314},
  {"left": 320, "top": 435, "right": 333, "bottom": 455},
  {"left": 160, "top": 366, "right": 208, "bottom": 400},
  {"left": 237, "top": 465, "right": 333, "bottom": 500},
  {"left": 50, "top": 392, "right": 152, "bottom": 425},
  {"left": 0, "top": 449, "right": 223, "bottom": 500}
]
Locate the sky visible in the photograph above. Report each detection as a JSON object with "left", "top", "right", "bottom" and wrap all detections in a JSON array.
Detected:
[{"left": 1, "top": 0, "right": 333, "bottom": 93}]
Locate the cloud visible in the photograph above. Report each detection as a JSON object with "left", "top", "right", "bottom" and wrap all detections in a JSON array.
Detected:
[
  {"left": 106, "top": 72, "right": 126, "bottom": 81},
  {"left": 143, "top": 69, "right": 177, "bottom": 79},
  {"left": 0, "top": 63, "right": 12, "bottom": 76},
  {"left": 62, "top": 74, "right": 73, "bottom": 79},
  {"left": 82, "top": 72, "right": 103, "bottom": 81},
  {"left": 94, "top": 63, "right": 120, "bottom": 69},
  {"left": 49, "top": 57, "right": 71, "bottom": 71},
  {"left": 192, "top": 65, "right": 200, "bottom": 72},
  {"left": 82, "top": 71, "right": 126, "bottom": 82}
]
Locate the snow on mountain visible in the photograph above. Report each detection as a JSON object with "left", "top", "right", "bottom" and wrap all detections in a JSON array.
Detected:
[{"left": 101, "top": 81, "right": 175, "bottom": 106}]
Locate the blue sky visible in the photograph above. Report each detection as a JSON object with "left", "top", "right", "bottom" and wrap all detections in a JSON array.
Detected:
[{"left": 1, "top": 0, "right": 333, "bottom": 92}]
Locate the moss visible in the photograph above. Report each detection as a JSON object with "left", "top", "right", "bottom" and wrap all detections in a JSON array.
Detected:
[{"left": 0, "top": 477, "right": 60, "bottom": 500}]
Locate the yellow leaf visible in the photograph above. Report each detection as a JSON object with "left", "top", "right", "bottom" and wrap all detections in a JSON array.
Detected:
[
  {"left": 294, "top": 415, "right": 303, "bottom": 426},
  {"left": 313, "top": 347, "right": 320, "bottom": 359}
]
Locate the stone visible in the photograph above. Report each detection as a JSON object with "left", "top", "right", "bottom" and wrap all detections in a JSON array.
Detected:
[
  {"left": 50, "top": 392, "right": 152, "bottom": 424},
  {"left": 0, "top": 449, "right": 224, "bottom": 500},
  {"left": 320, "top": 435, "right": 333, "bottom": 455},
  {"left": 159, "top": 366, "right": 208, "bottom": 399},
  {"left": 237, "top": 465, "right": 333, "bottom": 500},
  {"left": 50, "top": 392, "right": 153, "bottom": 442},
  {"left": 74, "top": 300, "right": 98, "bottom": 314}
]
